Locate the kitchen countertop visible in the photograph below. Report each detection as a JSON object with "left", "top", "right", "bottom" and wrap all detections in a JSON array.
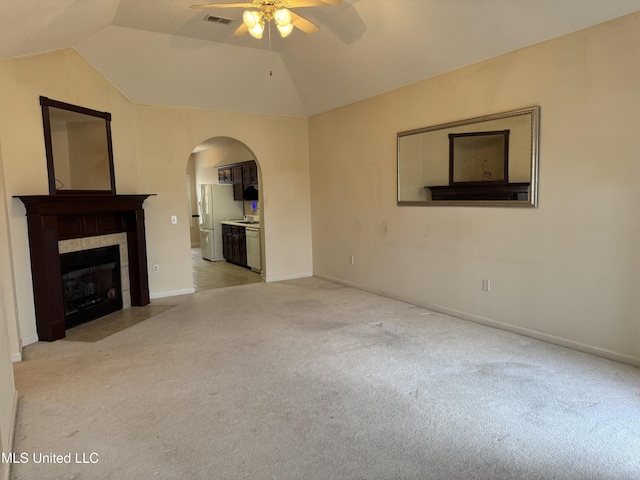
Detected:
[{"left": 221, "top": 220, "right": 261, "bottom": 229}]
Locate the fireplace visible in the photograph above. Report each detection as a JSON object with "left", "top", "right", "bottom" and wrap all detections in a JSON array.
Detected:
[
  {"left": 16, "top": 194, "right": 154, "bottom": 341},
  {"left": 60, "top": 245, "right": 123, "bottom": 329}
]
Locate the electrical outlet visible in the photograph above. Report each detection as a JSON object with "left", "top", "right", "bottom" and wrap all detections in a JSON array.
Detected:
[
  {"left": 482, "top": 279, "right": 490, "bottom": 291},
  {"left": 171, "top": 215, "right": 177, "bottom": 224},
  {"left": 349, "top": 255, "right": 355, "bottom": 265},
  {"left": 153, "top": 264, "right": 160, "bottom": 273}
]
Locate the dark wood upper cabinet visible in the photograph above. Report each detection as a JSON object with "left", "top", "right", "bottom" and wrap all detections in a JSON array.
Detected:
[
  {"left": 232, "top": 166, "right": 244, "bottom": 201},
  {"left": 217, "top": 161, "right": 259, "bottom": 201},
  {"left": 242, "top": 163, "right": 258, "bottom": 185}
]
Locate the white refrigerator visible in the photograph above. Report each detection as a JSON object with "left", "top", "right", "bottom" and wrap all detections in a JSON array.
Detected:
[{"left": 198, "top": 184, "right": 243, "bottom": 261}]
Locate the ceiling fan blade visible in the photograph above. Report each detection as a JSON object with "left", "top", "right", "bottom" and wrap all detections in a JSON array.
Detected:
[
  {"left": 289, "top": 11, "right": 319, "bottom": 34},
  {"left": 285, "top": 0, "right": 342, "bottom": 6},
  {"left": 233, "top": 23, "right": 249, "bottom": 36},
  {"left": 190, "top": 2, "right": 254, "bottom": 9}
]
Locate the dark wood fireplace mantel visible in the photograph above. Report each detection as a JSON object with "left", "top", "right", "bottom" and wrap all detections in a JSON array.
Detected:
[{"left": 15, "top": 194, "right": 155, "bottom": 341}]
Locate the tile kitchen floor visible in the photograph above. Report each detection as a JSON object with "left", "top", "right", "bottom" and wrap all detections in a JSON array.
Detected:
[{"left": 191, "top": 247, "right": 262, "bottom": 291}]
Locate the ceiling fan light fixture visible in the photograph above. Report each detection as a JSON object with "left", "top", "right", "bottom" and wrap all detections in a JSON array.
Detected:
[
  {"left": 190, "top": 0, "right": 341, "bottom": 40},
  {"left": 277, "top": 23, "right": 293, "bottom": 37},
  {"left": 243, "top": 10, "right": 264, "bottom": 39},
  {"left": 274, "top": 8, "right": 293, "bottom": 37},
  {"left": 248, "top": 24, "right": 264, "bottom": 39},
  {"left": 274, "top": 8, "right": 292, "bottom": 27}
]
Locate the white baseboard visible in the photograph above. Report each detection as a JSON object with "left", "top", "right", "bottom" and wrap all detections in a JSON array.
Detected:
[
  {"left": 150, "top": 288, "right": 195, "bottom": 299},
  {"left": 265, "top": 272, "right": 313, "bottom": 283},
  {"left": 427, "top": 304, "right": 640, "bottom": 368},
  {"left": 11, "top": 338, "right": 23, "bottom": 363},
  {"left": 313, "top": 273, "right": 640, "bottom": 369},
  {"left": 1, "top": 391, "right": 19, "bottom": 480},
  {"left": 21, "top": 334, "right": 38, "bottom": 348}
]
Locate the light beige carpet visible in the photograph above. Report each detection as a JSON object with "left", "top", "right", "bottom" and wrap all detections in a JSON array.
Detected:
[{"left": 9, "top": 278, "right": 640, "bottom": 479}]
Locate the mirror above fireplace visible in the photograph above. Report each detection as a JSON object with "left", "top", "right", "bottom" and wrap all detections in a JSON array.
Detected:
[{"left": 40, "top": 96, "right": 116, "bottom": 195}]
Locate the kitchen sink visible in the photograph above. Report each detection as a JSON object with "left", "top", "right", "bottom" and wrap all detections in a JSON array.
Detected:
[
  {"left": 224, "top": 216, "right": 260, "bottom": 226},
  {"left": 225, "top": 220, "right": 260, "bottom": 227}
]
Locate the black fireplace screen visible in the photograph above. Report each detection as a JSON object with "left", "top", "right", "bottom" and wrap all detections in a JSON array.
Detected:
[{"left": 60, "top": 245, "right": 122, "bottom": 329}]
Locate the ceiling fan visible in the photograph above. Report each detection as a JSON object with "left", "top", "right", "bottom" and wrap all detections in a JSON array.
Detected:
[{"left": 190, "top": 0, "right": 342, "bottom": 39}]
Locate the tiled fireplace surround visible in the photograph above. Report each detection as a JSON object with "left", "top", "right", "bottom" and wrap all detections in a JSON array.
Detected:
[
  {"left": 16, "top": 194, "right": 153, "bottom": 341},
  {"left": 59, "top": 233, "right": 132, "bottom": 310}
]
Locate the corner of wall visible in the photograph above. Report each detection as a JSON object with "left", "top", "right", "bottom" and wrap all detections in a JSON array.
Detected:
[{"left": 0, "top": 391, "right": 18, "bottom": 480}]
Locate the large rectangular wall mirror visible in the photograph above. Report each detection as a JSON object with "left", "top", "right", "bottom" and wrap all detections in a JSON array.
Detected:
[
  {"left": 397, "top": 106, "right": 540, "bottom": 207},
  {"left": 40, "top": 96, "right": 116, "bottom": 195}
]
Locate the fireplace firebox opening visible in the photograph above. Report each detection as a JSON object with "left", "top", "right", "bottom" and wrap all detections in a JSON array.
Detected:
[{"left": 60, "top": 245, "right": 123, "bottom": 329}]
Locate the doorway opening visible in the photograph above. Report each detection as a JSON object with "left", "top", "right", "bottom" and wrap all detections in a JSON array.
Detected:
[{"left": 186, "top": 137, "right": 264, "bottom": 292}]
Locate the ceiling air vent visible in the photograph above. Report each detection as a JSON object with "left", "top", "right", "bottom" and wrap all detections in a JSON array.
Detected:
[{"left": 204, "top": 15, "right": 233, "bottom": 25}]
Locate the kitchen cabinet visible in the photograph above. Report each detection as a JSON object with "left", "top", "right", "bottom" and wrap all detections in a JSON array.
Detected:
[
  {"left": 222, "top": 224, "right": 231, "bottom": 260},
  {"left": 222, "top": 224, "right": 247, "bottom": 267},
  {"left": 242, "top": 163, "right": 258, "bottom": 187},
  {"left": 217, "top": 161, "right": 259, "bottom": 201},
  {"left": 231, "top": 166, "right": 244, "bottom": 201}
]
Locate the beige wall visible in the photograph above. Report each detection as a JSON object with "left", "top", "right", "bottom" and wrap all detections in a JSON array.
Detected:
[
  {"left": 0, "top": 48, "right": 313, "bottom": 354},
  {"left": 309, "top": 12, "right": 640, "bottom": 366},
  {"left": 0, "top": 141, "right": 17, "bottom": 479},
  {"left": 133, "top": 104, "right": 311, "bottom": 295}
]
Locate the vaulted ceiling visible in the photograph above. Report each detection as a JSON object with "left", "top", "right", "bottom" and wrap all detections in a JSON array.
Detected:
[{"left": 2, "top": 1, "right": 640, "bottom": 117}]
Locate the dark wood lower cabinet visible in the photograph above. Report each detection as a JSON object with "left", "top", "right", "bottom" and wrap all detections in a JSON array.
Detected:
[
  {"left": 222, "top": 224, "right": 247, "bottom": 267},
  {"left": 222, "top": 224, "right": 232, "bottom": 261}
]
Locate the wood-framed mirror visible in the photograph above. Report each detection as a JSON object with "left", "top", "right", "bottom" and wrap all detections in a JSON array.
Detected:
[
  {"left": 40, "top": 96, "right": 116, "bottom": 195},
  {"left": 397, "top": 106, "right": 540, "bottom": 207}
]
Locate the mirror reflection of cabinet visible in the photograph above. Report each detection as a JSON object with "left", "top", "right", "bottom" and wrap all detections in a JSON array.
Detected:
[{"left": 40, "top": 96, "right": 116, "bottom": 195}]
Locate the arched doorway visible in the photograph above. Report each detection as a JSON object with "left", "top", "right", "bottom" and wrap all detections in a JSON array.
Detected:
[{"left": 186, "top": 137, "right": 264, "bottom": 291}]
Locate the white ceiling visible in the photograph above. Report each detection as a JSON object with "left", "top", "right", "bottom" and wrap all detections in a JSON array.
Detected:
[{"left": 2, "top": 0, "right": 640, "bottom": 117}]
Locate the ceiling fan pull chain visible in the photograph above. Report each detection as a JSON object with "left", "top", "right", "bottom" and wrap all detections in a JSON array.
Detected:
[{"left": 268, "top": 21, "right": 273, "bottom": 77}]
